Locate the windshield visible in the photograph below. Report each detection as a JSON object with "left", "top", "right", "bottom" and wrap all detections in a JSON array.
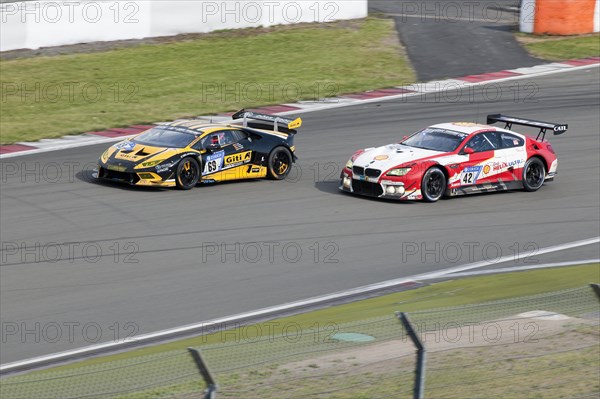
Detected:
[
  {"left": 401, "top": 128, "right": 467, "bottom": 152},
  {"left": 133, "top": 127, "right": 197, "bottom": 148}
]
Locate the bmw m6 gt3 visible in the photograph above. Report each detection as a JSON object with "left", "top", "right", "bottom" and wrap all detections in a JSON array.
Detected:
[{"left": 340, "top": 115, "right": 566, "bottom": 202}]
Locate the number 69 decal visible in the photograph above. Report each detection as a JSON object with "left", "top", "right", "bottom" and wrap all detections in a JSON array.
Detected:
[{"left": 203, "top": 151, "right": 225, "bottom": 176}]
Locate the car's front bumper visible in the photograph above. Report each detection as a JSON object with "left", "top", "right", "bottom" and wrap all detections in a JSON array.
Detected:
[
  {"left": 339, "top": 168, "right": 417, "bottom": 200},
  {"left": 97, "top": 163, "right": 176, "bottom": 187}
]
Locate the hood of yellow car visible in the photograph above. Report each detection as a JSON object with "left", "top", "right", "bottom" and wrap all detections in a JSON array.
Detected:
[{"left": 113, "top": 142, "right": 171, "bottom": 161}]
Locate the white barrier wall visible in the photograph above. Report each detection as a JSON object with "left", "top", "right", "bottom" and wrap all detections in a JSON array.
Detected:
[{"left": 0, "top": 0, "right": 368, "bottom": 51}]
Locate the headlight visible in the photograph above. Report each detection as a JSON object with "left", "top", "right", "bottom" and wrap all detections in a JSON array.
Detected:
[
  {"left": 100, "top": 149, "right": 110, "bottom": 163},
  {"left": 141, "top": 160, "right": 163, "bottom": 168},
  {"left": 346, "top": 150, "right": 365, "bottom": 169},
  {"left": 386, "top": 167, "right": 412, "bottom": 177}
]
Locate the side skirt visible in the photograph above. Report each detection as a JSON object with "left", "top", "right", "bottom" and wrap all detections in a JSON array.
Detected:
[{"left": 448, "top": 180, "right": 524, "bottom": 197}]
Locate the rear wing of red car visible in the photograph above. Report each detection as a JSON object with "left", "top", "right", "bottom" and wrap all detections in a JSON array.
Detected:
[
  {"left": 487, "top": 114, "right": 568, "bottom": 141},
  {"left": 232, "top": 109, "right": 302, "bottom": 134}
]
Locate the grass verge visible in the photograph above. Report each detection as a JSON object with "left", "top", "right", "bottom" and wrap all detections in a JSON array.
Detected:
[
  {"left": 0, "top": 17, "right": 414, "bottom": 144},
  {"left": 517, "top": 33, "right": 600, "bottom": 60}
]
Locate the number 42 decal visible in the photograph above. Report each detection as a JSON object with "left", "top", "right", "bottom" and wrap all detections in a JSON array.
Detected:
[{"left": 461, "top": 166, "right": 482, "bottom": 186}]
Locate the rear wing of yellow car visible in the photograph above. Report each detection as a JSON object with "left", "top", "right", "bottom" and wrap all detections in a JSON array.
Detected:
[{"left": 232, "top": 109, "right": 302, "bottom": 134}]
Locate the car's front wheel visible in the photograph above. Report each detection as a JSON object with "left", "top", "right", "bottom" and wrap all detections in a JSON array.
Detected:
[
  {"left": 422, "top": 167, "right": 446, "bottom": 202},
  {"left": 176, "top": 157, "right": 200, "bottom": 190},
  {"left": 267, "top": 147, "right": 292, "bottom": 180},
  {"left": 523, "top": 157, "right": 545, "bottom": 192}
]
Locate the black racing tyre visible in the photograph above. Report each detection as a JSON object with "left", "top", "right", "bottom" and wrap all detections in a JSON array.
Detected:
[
  {"left": 422, "top": 167, "right": 447, "bottom": 202},
  {"left": 523, "top": 157, "right": 545, "bottom": 192},
  {"left": 175, "top": 157, "right": 200, "bottom": 190},
  {"left": 267, "top": 147, "right": 293, "bottom": 180}
]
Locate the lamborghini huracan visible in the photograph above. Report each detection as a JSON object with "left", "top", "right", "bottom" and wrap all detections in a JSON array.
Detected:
[{"left": 97, "top": 110, "right": 302, "bottom": 189}]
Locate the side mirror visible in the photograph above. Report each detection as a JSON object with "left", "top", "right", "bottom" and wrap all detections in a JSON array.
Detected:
[{"left": 464, "top": 147, "right": 475, "bottom": 154}]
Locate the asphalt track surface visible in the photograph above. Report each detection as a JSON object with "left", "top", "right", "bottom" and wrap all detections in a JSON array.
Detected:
[
  {"left": 1, "top": 68, "right": 599, "bottom": 364},
  {"left": 370, "top": 0, "right": 542, "bottom": 81}
]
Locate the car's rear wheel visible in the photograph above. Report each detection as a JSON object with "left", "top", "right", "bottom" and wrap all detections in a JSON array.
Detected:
[
  {"left": 523, "top": 157, "right": 545, "bottom": 192},
  {"left": 176, "top": 157, "right": 200, "bottom": 190},
  {"left": 267, "top": 147, "right": 292, "bottom": 180},
  {"left": 422, "top": 167, "right": 446, "bottom": 202}
]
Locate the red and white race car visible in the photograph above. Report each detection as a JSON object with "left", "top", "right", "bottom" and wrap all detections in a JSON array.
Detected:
[{"left": 340, "top": 115, "right": 566, "bottom": 202}]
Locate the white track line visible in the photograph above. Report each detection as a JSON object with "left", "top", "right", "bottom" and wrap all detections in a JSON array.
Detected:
[
  {"left": 1, "top": 236, "right": 598, "bottom": 373},
  {"left": 1, "top": 63, "right": 598, "bottom": 159},
  {"left": 420, "top": 259, "right": 599, "bottom": 279},
  {"left": 412, "top": 237, "right": 599, "bottom": 280}
]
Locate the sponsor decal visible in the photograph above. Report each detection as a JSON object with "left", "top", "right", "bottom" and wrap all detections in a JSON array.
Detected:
[
  {"left": 483, "top": 164, "right": 491, "bottom": 174},
  {"left": 374, "top": 155, "right": 389, "bottom": 161},
  {"left": 164, "top": 125, "right": 199, "bottom": 135},
  {"left": 233, "top": 143, "right": 244, "bottom": 151},
  {"left": 553, "top": 125, "right": 567, "bottom": 133},
  {"left": 225, "top": 151, "right": 252, "bottom": 166},
  {"left": 203, "top": 150, "right": 225, "bottom": 176},
  {"left": 461, "top": 166, "right": 483, "bottom": 185},
  {"left": 251, "top": 167, "right": 260, "bottom": 173},
  {"left": 492, "top": 159, "right": 524, "bottom": 172}
]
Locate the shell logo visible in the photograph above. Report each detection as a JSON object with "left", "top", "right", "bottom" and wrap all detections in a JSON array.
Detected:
[{"left": 483, "top": 165, "right": 491, "bottom": 174}]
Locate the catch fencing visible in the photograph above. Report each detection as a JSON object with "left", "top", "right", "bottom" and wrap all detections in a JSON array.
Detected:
[{"left": 1, "top": 284, "right": 598, "bottom": 398}]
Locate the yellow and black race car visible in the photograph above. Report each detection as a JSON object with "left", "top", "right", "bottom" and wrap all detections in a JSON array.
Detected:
[{"left": 96, "top": 110, "right": 302, "bottom": 189}]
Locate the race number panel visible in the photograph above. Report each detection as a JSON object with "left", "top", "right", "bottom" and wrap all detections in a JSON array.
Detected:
[
  {"left": 203, "top": 151, "right": 225, "bottom": 176},
  {"left": 461, "top": 166, "right": 482, "bottom": 186}
]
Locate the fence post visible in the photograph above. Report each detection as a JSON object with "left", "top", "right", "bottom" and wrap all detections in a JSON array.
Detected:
[
  {"left": 188, "top": 348, "right": 218, "bottom": 399},
  {"left": 590, "top": 283, "right": 600, "bottom": 300},
  {"left": 397, "top": 312, "right": 426, "bottom": 399}
]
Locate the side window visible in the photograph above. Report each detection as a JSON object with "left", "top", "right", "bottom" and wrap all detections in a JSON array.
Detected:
[
  {"left": 231, "top": 130, "right": 248, "bottom": 142},
  {"left": 465, "top": 132, "right": 500, "bottom": 153},
  {"left": 499, "top": 132, "right": 524, "bottom": 149},
  {"left": 198, "top": 131, "right": 238, "bottom": 149}
]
